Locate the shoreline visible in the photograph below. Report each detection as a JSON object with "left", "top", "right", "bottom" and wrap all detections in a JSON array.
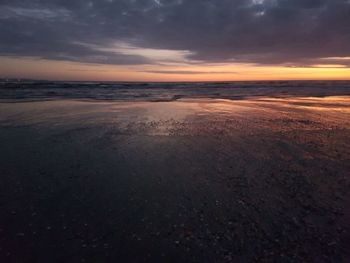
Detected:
[{"left": 1, "top": 92, "right": 350, "bottom": 262}]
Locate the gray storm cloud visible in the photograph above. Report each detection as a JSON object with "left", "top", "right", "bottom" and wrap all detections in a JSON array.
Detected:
[{"left": 0, "top": 0, "right": 349, "bottom": 66}]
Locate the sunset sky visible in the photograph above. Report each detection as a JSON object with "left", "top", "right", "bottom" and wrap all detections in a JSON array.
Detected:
[{"left": 1, "top": 0, "right": 350, "bottom": 81}]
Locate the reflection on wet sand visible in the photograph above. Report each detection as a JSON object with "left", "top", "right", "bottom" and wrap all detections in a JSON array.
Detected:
[
  {"left": 1, "top": 96, "right": 350, "bottom": 127},
  {"left": 252, "top": 96, "right": 350, "bottom": 111},
  {"left": 0, "top": 95, "right": 350, "bottom": 262}
]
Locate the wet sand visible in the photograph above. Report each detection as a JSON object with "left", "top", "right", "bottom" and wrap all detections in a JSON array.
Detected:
[{"left": 1, "top": 96, "right": 350, "bottom": 262}]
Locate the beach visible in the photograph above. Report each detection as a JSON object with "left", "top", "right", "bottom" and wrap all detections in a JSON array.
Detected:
[{"left": 1, "top": 84, "right": 350, "bottom": 262}]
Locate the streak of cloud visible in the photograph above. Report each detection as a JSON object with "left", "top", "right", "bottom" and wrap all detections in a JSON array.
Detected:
[{"left": 0, "top": 0, "right": 349, "bottom": 67}]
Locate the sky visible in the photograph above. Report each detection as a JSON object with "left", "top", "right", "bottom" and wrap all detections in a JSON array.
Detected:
[{"left": 1, "top": 0, "right": 350, "bottom": 81}]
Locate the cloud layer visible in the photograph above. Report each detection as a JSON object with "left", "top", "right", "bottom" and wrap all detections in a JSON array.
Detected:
[{"left": 1, "top": 0, "right": 350, "bottom": 67}]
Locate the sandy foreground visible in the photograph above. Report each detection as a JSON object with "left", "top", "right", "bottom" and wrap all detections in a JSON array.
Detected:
[{"left": 0, "top": 96, "right": 350, "bottom": 262}]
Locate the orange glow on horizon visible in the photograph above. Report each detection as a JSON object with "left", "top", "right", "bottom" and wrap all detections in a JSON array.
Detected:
[{"left": 1, "top": 56, "right": 350, "bottom": 82}]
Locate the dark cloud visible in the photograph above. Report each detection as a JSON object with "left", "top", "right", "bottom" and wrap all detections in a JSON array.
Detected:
[{"left": 0, "top": 0, "right": 350, "bottom": 66}]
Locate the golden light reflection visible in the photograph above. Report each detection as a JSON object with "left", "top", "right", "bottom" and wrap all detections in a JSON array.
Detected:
[{"left": 252, "top": 96, "right": 350, "bottom": 112}]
